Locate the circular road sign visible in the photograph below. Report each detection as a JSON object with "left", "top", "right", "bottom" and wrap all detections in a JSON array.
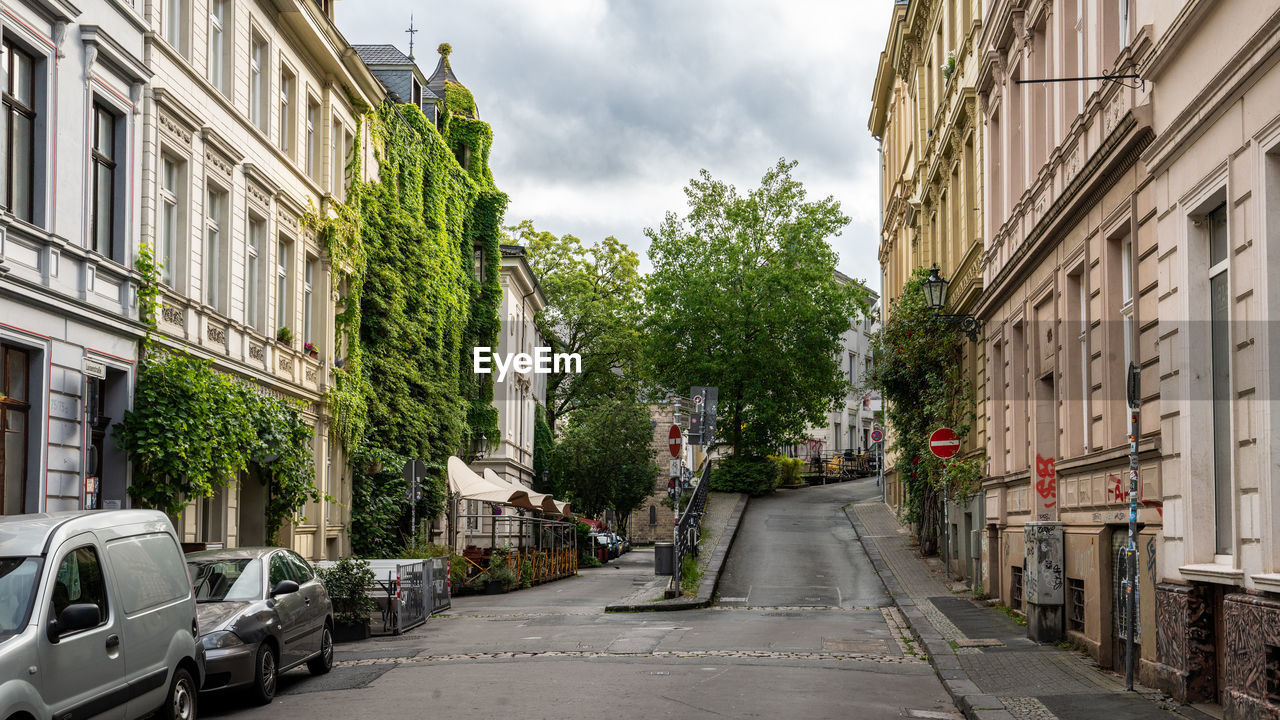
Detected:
[
  {"left": 871, "top": 429, "right": 884, "bottom": 444},
  {"left": 668, "top": 424, "right": 683, "bottom": 458},
  {"left": 929, "top": 427, "right": 960, "bottom": 459}
]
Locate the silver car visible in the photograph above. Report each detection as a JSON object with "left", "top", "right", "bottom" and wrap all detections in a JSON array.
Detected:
[
  {"left": 0, "top": 510, "right": 202, "bottom": 720},
  {"left": 186, "top": 547, "right": 333, "bottom": 704}
]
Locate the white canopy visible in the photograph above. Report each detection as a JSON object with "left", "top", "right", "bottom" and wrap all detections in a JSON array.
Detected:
[
  {"left": 447, "top": 456, "right": 531, "bottom": 507},
  {"left": 483, "top": 468, "right": 572, "bottom": 519}
]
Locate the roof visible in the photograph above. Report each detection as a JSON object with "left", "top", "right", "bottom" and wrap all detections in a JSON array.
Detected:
[
  {"left": 499, "top": 244, "right": 525, "bottom": 257},
  {"left": 425, "top": 54, "right": 463, "bottom": 100},
  {"left": 353, "top": 44, "right": 414, "bottom": 67},
  {"left": 185, "top": 547, "right": 282, "bottom": 561},
  {"left": 0, "top": 510, "right": 173, "bottom": 557}
]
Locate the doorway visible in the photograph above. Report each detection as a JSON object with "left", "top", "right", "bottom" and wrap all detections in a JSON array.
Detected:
[
  {"left": 238, "top": 464, "right": 268, "bottom": 546},
  {"left": 1110, "top": 528, "right": 1141, "bottom": 669}
]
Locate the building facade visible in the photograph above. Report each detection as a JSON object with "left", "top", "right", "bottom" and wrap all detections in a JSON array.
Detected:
[
  {"left": 1, "top": 0, "right": 151, "bottom": 516},
  {"left": 974, "top": 0, "right": 1161, "bottom": 673},
  {"left": 141, "top": 0, "right": 381, "bottom": 558},
  {"left": 1142, "top": 2, "right": 1280, "bottom": 715},
  {"left": 870, "top": 0, "right": 987, "bottom": 583},
  {"left": 471, "top": 244, "right": 547, "bottom": 491}
]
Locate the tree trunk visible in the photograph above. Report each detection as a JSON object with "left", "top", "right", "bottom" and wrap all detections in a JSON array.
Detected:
[{"left": 915, "top": 484, "right": 941, "bottom": 557}]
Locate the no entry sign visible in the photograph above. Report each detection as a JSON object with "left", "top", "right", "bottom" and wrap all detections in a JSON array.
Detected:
[
  {"left": 668, "top": 424, "right": 683, "bottom": 458},
  {"left": 929, "top": 427, "right": 960, "bottom": 459}
]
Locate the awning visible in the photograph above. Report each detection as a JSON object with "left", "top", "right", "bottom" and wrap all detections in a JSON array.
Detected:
[
  {"left": 447, "top": 456, "right": 531, "bottom": 507},
  {"left": 482, "top": 468, "right": 571, "bottom": 519}
]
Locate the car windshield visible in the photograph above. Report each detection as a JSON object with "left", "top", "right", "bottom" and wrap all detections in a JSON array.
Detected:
[
  {"left": 188, "top": 558, "right": 263, "bottom": 603},
  {"left": 0, "top": 557, "right": 41, "bottom": 644}
]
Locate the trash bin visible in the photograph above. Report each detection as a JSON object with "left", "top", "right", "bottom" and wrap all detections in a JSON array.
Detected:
[{"left": 654, "top": 542, "right": 674, "bottom": 576}]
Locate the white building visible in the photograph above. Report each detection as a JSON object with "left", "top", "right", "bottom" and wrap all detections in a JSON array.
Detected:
[
  {"left": 0, "top": 0, "right": 151, "bottom": 516},
  {"left": 141, "top": 0, "right": 381, "bottom": 558},
  {"left": 792, "top": 275, "right": 880, "bottom": 460},
  {"left": 471, "top": 244, "right": 547, "bottom": 490}
]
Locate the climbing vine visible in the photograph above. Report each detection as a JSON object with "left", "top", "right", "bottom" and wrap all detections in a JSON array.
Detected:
[
  {"left": 865, "top": 267, "right": 984, "bottom": 556},
  {"left": 114, "top": 353, "right": 322, "bottom": 540}
]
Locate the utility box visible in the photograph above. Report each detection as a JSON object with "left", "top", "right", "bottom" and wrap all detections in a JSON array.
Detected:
[
  {"left": 655, "top": 542, "right": 674, "bottom": 576},
  {"left": 1023, "top": 522, "right": 1065, "bottom": 642}
]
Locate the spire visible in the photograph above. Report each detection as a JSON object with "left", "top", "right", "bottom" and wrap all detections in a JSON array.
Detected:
[{"left": 406, "top": 15, "right": 418, "bottom": 62}]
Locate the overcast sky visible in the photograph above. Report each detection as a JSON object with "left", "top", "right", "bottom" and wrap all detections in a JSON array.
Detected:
[{"left": 337, "top": 0, "right": 894, "bottom": 295}]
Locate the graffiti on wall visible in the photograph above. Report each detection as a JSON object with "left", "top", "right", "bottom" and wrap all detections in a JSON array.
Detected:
[
  {"left": 1024, "top": 523, "right": 1064, "bottom": 604},
  {"left": 1035, "top": 454, "right": 1057, "bottom": 521}
]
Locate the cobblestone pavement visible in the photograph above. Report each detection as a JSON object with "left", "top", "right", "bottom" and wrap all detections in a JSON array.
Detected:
[{"left": 849, "top": 498, "right": 1210, "bottom": 720}]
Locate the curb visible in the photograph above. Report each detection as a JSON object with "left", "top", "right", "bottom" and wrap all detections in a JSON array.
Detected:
[
  {"left": 605, "top": 493, "right": 749, "bottom": 612},
  {"left": 842, "top": 504, "right": 1013, "bottom": 720}
]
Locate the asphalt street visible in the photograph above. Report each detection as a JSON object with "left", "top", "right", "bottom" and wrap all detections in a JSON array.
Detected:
[{"left": 204, "top": 478, "right": 961, "bottom": 720}]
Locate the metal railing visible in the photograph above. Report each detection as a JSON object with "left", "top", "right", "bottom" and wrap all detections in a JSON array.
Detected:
[
  {"left": 797, "top": 450, "right": 879, "bottom": 484},
  {"left": 673, "top": 460, "right": 712, "bottom": 588}
]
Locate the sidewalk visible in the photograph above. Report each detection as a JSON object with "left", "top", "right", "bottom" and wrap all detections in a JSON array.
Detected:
[
  {"left": 605, "top": 491, "right": 748, "bottom": 612},
  {"left": 847, "top": 501, "right": 1211, "bottom": 720}
]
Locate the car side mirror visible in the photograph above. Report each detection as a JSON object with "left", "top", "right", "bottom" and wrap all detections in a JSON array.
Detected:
[
  {"left": 271, "top": 580, "right": 300, "bottom": 597},
  {"left": 47, "top": 603, "right": 101, "bottom": 643}
]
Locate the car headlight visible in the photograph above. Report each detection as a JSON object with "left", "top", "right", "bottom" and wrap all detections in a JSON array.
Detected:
[{"left": 200, "top": 630, "right": 245, "bottom": 650}]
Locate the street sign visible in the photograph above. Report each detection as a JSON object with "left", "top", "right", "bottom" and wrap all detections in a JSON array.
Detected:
[
  {"left": 669, "top": 459, "right": 681, "bottom": 477},
  {"left": 403, "top": 459, "right": 428, "bottom": 501},
  {"left": 689, "top": 386, "right": 718, "bottom": 446},
  {"left": 928, "top": 427, "right": 960, "bottom": 459},
  {"left": 871, "top": 428, "right": 884, "bottom": 444},
  {"left": 668, "top": 424, "right": 682, "bottom": 458}
]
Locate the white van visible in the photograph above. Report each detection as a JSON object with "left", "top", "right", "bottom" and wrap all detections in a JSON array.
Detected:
[{"left": 0, "top": 510, "right": 203, "bottom": 720}]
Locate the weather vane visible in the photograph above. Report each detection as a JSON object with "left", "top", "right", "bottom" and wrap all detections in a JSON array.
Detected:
[{"left": 406, "top": 15, "right": 418, "bottom": 62}]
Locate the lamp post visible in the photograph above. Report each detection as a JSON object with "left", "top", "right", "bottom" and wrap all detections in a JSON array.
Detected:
[{"left": 923, "top": 264, "right": 982, "bottom": 342}]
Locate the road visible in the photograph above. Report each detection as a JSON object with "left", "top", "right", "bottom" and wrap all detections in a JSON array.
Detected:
[{"left": 205, "top": 478, "right": 960, "bottom": 720}]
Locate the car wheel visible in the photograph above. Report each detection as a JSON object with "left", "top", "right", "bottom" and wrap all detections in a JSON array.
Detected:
[
  {"left": 307, "top": 624, "right": 334, "bottom": 675},
  {"left": 161, "top": 667, "right": 197, "bottom": 720},
  {"left": 252, "top": 642, "right": 278, "bottom": 704}
]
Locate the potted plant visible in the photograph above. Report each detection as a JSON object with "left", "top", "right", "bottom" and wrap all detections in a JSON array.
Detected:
[
  {"left": 276, "top": 326, "right": 293, "bottom": 345},
  {"left": 942, "top": 50, "right": 957, "bottom": 82},
  {"left": 304, "top": 341, "right": 319, "bottom": 359},
  {"left": 315, "top": 556, "right": 375, "bottom": 642}
]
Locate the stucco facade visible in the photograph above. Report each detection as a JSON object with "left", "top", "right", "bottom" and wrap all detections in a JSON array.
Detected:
[
  {"left": 974, "top": 0, "right": 1162, "bottom": 674},
  {"left": 141, "top": 0, "right": 381, "bottom": 559},
  {"left": 1141, "top": 2, "right": 1280, "bottom": 715},
  {"left": 0, "top": 0, "right": 151, "bottom": 516}
]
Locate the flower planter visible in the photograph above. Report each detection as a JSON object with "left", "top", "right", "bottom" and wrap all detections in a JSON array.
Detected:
[{"left": 332, "top": 619, "right": 370, "bottom": 643}]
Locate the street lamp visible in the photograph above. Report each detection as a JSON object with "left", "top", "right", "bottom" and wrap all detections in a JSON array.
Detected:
[{"left": 922, "top": 263, "right": 982, "bottom": 342}]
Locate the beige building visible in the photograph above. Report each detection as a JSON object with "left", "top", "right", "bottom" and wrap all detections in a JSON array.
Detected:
[
  {"left": 1141, "top": 2, "right": 1280, "bottom": 715},
  {"left": 869, "top": 0, "right": 986, "bottom": 581},
  {"left": 974, "top": 0, "right": 1161, "bottom": 674},
  {"left": 142, "top": 0, "right": 382, "bottom": 558}
]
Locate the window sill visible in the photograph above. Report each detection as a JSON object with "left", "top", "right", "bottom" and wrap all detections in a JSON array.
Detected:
[
  {"left": 1249, "top": 574, "right": 1280, "bottom": 594},
  {"left": 1179, "top": 563, "right": 1245, "bottom": 586}
]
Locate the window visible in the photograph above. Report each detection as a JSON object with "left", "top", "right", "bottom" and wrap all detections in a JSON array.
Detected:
[
  {"left": 276, "top": 237, "right": 291, "bottom": 336},
  {"left": 163, "top": 0, "right": 187, "bottom": 54},
  {"left": 848, "top": 352, "right": 856, "bottom": 384},
  {"left": 247, "top": 217, "right": 266, "bottom": 331},
  {"left": 330, "top": 120, "right": 351, "bottom": 200},
  {"left": 305, "top": 96, "right": 319, "bottom": 179},
  {"left": 158, "top": 157, "right": 182, "bottom": 286},
  {"left": 1, "top": 345, "right": 31, "bottom": 515},
  {"left": 1011, "top": 565, "right": 1024, "bottom": 611},
  {"left": 833, "top": 423, "right": 841, "bottom": 451},
  {"left": 649, "top": 505, "right": 657, "bottom": 526},
  {"left": 279, "top": 67, "right": 295, "bottom": 155},
  {"left": 205, "top": 186, "right": 227, "bottom": 311},
  {"left": 51, "top": 545, "right": 109, "bottom": 630},
  {"left": 104, "top": 534, "right": 189, "bottom": 613},
  {"left": 90, "top": 105, "right": 118, "bottom": 261},
  {"left": 207, "top": 0, "right": 229, "bottom": 95},
  {"left": 1068, "top": 577, "right": 1085, "bottom": 633},
  {"left": 1208, "top": 203, "right": 1232, "bottom": 556},
  {"left": 284, "top": 550, "right": 313, "bottom": 581},
  {"left": 2, "top": 39, "right": 37, "bottom": 223},
  {"left": 268, "top": 553, "right": 290, "bottom": 588},
  {"left": 250, "top": 33, "right": 267, "bottom": 131},
  {"left": 303, "top": 256, "right": 316, "bottom": 343}
]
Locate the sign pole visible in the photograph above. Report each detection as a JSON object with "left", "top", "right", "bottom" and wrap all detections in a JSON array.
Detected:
[{"left": 1125, "top": 362, "right": 1140, "bottom": 691}]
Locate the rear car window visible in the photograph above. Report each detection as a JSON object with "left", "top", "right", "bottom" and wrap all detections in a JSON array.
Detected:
[{"left": 105, "top": 533, "right": 191, "bottom": 614}]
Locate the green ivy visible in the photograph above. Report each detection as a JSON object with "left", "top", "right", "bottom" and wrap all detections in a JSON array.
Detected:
[
  {"left": 135, "top": 241, "right": 160, "bottom": 333},
  {"left": 114, "top": 353, "right": 321, "bottom": 541}
]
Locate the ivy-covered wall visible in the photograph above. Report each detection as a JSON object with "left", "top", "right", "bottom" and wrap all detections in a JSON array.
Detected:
[{"left": 322, "top": 53, "right": 506, "bottom": 554}]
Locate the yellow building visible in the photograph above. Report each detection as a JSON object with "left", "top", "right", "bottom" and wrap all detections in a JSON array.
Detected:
[{"left": 869, "top": 0, "right": 987, "bottom": 585}]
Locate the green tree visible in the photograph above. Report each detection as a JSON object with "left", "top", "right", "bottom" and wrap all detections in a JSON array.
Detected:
[
  {"left": 864, "top": 268, "right": 983, "bottom": 556},
  {"left": 552, "top": 398, "right": 658, "bottom": 528},
  {"left": 512, "top": 221, "right": 646, "bottom": 432},
  {"left": 643, "top": 158, "right": 869, "bottom": 457}
]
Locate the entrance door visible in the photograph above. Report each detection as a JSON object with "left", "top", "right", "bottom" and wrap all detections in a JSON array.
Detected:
[
  {"left": 1, "top": 346, "right": 31, "bottom": 515},
  {"left": 238, "top": 465, "right": 268, "bottom": 546},
  {"left": 1111, "top": 528, "right": 1141, "bottom": 668}
]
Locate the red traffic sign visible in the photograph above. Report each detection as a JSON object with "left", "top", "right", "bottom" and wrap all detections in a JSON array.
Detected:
[
  {"left": 668, "top": 424, "right": 683, "bottom": 458},
  {"left": 870, "top": 429, "right": 884, "bottom": 444},
  {"left": 929, "top": 427, "right": 960, "bottom": 459}
]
